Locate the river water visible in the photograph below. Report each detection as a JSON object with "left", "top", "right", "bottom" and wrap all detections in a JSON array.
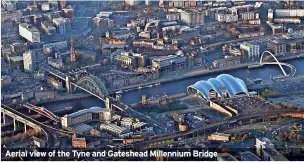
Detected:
[{"left": 43, "top": 59, "right": 304, "bottom": 112}]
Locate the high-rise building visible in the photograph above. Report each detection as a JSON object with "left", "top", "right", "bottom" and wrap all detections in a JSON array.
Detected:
[
  {"left": 180, "top": 9, "right": 205, "bottom": 26},
  {"left": 23, "top": 51, "right": 36, "bottom": 73},
  {"left": 19, "top": 23, "right": 40, "bottom": 43}
]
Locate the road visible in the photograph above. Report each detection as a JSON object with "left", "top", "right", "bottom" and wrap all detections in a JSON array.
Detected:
[
  {"left": 1, "top": 104, "right": 73, "bottom": 147},
  {"left": 134, "top": 109, "right": 304, "bottom": 148}
]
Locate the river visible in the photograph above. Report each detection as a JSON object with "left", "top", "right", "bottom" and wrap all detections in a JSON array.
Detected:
[{"left": 43, "top": 59, "right": 304, "bottom": 112}]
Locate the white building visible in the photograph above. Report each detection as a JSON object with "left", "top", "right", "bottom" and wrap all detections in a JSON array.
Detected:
[
  {"left": 166, "top": 13, "right": 180, "bottom": 21},
  {"left": 124, "top": 0, "right": 138, "bottom": 6},
  {"left": 275, "top": 9, "right": 304, "bottom": 18},
  {"left": 240, "top": 12, "right": 259, "bottom": 21},
  {"left": 41, "top": 3, "right": 50, "bottom": 11},
  {"left": 268, "top": 9, "right": 274, "bottom": 19},
  {"left": 4, "top": 2, "right": 14, "bottom": 11},
  {"left": 19, "top": 23, "right": 40, "bottom": 43},
  {"left": 180, "top": 9, "right": 204, "bottom": 26},
  {"left": 23, "top": 51, "right": 36, "bottom": 73},
  {"left": 215, "top": 13, "right": 238, "bottom": 23},
  {"left": 61, "top": 106, "right": 111, "bottom": 128},
  {"left": 145, "top": 0, "right": 151, "bottom": 6},
  {"left": 255, "top": 137, "right": 274, "bottom": 156},
  {"left": 240, "top": 41, "right": 260, "bottom": 59}
]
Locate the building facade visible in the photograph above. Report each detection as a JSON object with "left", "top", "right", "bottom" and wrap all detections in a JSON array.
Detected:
[
  {"left": 181, "top": 9, "right": 204, "bottom": 26},
  {"left": 215, "top": 13, "right": 238, "bottom": 23},
  {"left": 19, "top": 23, "right": 40, "bottom": 43},
  {"left": 240, "top": 41, "right": 260, "bottom": 59},
  {"left": 53, "top": 18, "right": 67, "bottom": 34},
  {"left": 152, "top": 55, "right": 186, "bottom": 73},
  {"left": 267, "top": 40, "right": 286, "bottom": 56},
  {"left": 212, "top": 57, "right": 241, "bottom": 68},
  {"left": 275, "top": 9, "right": 304, "bottom": 17},
  {"left": 23, "top": 51, "right": 36, "bottom": 73}
]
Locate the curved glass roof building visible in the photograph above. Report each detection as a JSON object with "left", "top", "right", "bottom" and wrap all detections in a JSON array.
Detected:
[{"left": 187, "top": 74, "right": 248, "bottom": 100}]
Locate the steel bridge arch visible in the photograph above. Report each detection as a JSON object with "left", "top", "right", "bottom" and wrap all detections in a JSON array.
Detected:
[
  {"left": 260, "top": 51, "right": 287, "bottom": 76},
  {"left": 74, "top": 75, "right": 108, "bottom": 99}
]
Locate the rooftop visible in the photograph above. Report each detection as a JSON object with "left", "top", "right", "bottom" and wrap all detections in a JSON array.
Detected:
[
  {"left": 263, "top": 148, "right": 289, "bottom": 161},
  {"left": 182, "top": 9, "right": 204, "bottom": 13},
  {"left": 257, "top": 137, "right": 274, "bottom": 147},
  {"left": 217, "top": 153, "right": 238, "bottom": 161},
  {"left": 239, "top": 151, "right": 261, "bottom": 161},
  {"left": 19, "top": 23, "right": 39, "bottom": 32},
  {"left": 75, "top": 49, "right": 97, "bottom": 56},
  {"left": 10, "top": 56, "right": 23, "bottom": 62},
  {"left": 71, "top": 123, "right": 94, "bottom": 132},
  {"left": 65, "top": 106, "right": 107, "bottom": 118}
]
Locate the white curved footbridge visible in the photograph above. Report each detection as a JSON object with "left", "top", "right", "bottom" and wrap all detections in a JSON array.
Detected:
[{"left": 259, "top": 51, "right": 296, "bottom": 77}]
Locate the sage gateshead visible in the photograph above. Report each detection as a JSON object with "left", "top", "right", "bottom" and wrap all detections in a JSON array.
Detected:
[{"left": 187, "top": 74, "right": 248, "bottom": 101}]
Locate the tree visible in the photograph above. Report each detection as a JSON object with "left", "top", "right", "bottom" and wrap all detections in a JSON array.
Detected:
[
  {"left": 242, "top": 134, "right": 249, "bottom": 141},
  {"left": 280, "top": 133, "right": 287, "bottom": 141},
  {"left": 286, "top": 104, "right": 295, "bottom": 109},
  {"left": 1, "top": 137, "right": 11, "bottom": 145},
  {"left": 12, "top": 133, "right": 23, "bottom": 142}
]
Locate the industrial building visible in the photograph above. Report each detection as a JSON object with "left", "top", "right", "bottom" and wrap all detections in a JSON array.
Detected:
[
  {"left": 61, "top": 106, "right": 112, "bottom": 127},
  {"left": 100, "top": 123, "right": 133, "bottom": 138}
]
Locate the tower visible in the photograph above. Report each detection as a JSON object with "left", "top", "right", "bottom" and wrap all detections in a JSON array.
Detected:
[
  {"left": 142, "top": 94, "right": 147, "bottom": 105},
  {"left": 70, "top": 40, "right": 76, "bottom": 62},
  {"left": 106, "top": 97, "right": 112, "bottom": 110}
]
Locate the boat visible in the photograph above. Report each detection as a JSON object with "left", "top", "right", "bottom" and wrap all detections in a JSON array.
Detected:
[
  {"left": 154, "top": 82, "right": 161, "bottom": 86},
  {"left": 138, "top": 86, "right": 143, "bottom": 90},
  {"left": 248, "top": 63, "right": 263, "bottom": 69},
  {"left": 148, "top": 85, "right": 153, "bottom": 88},
  {"left": 116, "top": 90, "right": 123, "bottom": 94},
  {"left": 65, "top": 106, "right": 72, "bottom": 110}
]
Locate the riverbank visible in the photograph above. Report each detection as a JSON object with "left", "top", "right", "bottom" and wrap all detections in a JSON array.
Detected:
[{"left": 109, "top": 53, "right": 304, "bottom": 93}]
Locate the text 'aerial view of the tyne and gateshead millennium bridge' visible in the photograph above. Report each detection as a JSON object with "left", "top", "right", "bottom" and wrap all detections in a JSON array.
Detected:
[{"left": 1, "top": 0, "right": 304, "bottom": 161}]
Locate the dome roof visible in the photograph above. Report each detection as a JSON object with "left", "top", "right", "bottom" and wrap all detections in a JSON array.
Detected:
[{"left": 187, "top": 74, "right": 248, "bottom": 100}]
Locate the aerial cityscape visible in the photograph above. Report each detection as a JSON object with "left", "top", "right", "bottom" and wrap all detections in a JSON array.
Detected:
[{"left": 1, "top": 0, "right": 304, "bottom": 161}]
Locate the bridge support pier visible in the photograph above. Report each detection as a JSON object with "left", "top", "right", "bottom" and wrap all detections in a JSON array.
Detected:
[
  {"left": 13, "top": 118, "right": 17, "bottom": 131},
  {"left": 2, "top": 112, "right": 6, "bottom": 125},
  {"left": 24, "top": 124, "right": 27, "bottom": 132},
  {"left": 66, "top": 76, "right": 73, "bottom": 94}
]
